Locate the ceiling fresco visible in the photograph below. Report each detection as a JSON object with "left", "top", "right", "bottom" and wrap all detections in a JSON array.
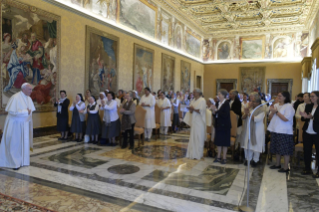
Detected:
[{"left": 161, "top": 0, "right": 319, "bottom": 36}]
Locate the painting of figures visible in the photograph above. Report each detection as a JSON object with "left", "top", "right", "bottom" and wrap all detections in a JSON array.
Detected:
[
  {"left": 239, "top": 67, "right": 265, "bottom": 94},
  {"left": 85, "top": 26, "right": 118, "bottom": 97},
  {"left": 273, "top": 37, "right": 291, "bottom": 58},
  {"left": 161, "top": 54, "right": 175, "bottom": 92},
  {"left": 119, "top": 0, "right": 157, "bottom": 38},
  {"left": 217, "top": 42, "right": 231, "bottom": 60},
  {"left": 175, "top": 25, "right": 183, "bottom": 50},
  {"left": 185, "top": 31, "right": 201, "bottom": 58},
  {"left": 1, "top": 1, "right": 60, "bottom": 112},
  {"left": 240, "top": 37, "right": 265, "bottom": 60},
  {"left": 133, "top": 44, "right": 154, "bottom": 95},
  {"left": 181, "top": 60, "right": 191, "bottom": 93}
]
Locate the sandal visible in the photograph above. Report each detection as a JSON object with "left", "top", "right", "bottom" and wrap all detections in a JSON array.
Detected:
[{"left": 278, "top": 168, "right": 290, "bottom": 173}]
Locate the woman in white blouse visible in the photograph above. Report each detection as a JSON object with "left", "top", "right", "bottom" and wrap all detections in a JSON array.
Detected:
[
  {"left": 80, "top": 96, "right": 100, "bottom": 144},
  {"left": 70, "top": 94, "right": 86, "bottom": 142},
  {"left": 300, "top": 91, "right": 319, "bottom": 176},
  {"left": 268, "top": 91, "right": 295, "bottom": 173},
  {"left": 100, "top": 91, "right": 120, "bottom": 146}
]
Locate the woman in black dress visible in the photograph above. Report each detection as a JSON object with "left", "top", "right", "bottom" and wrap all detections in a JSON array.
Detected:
[
  {"left": 82, "top": 96, "right": 100, "bottom": 144},
  {"left": 211, "top": 89, "right": 231, "bottom": 164},
  {"left": 70, "top": 94, "right": 86, "bottom": 142},
  {"left": 54, "top": 90, "right": 70, "bottom": 140}
]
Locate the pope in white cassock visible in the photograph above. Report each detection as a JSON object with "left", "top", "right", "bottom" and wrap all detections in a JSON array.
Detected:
[
  {"left": 183, "top": 89, "right": 207, "bottom": 160},
  {"left": 157, "top": 92, "right": 172, "bottom": 135},
  {"left": 0, "top": 83, "right": 35, "bottom": 170}
]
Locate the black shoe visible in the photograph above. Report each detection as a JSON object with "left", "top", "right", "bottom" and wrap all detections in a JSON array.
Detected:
[
  {"left": 214, "top": 158, "right": 221, "bottom": 163},
  {"left": 13, "top": 167, "right": 20, "bottom": 171},
  {"left": 270, "top": 165, "right": 281, "bottom": 169},
  {"left": 244, "top": 160, "right": 247, "bottom": 166},
  {"left": 129, "top": 146, "right": 133, "bottom": 150},
  {"left": 301, "top": 169, "right": 313, "bottom": 175},
  {"left": 278, "top": 168, "right": 290, "bottom": 173},
  {"left": 121, "top": 145, "right": 128, "bottom": 149},
  {"left": 250, "top": 161, "right": 258, "bottom": 168},
  {"left": 313, "top": 172, "right": 319, "bottom": 178},
  {"left": 58, "top": 137, "right": 64, "bottom": 141}
]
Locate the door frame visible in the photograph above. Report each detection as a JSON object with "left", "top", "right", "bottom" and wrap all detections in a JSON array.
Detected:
[
  {"left": 216, "top": 79, "right": 237, "bottom": 95},
  {"left": 267, "top": 79, "right": 293, "bottom": 97}
]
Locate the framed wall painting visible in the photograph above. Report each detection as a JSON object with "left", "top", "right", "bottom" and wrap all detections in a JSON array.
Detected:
[
  {"left": 185, "top": 30, "right": 201, "bottom": 58},
  {"left": 240, "top": 36, "right": 265, "bottom": 60},
  {"left": 0, "top": 0, "right": 61, "bottom": 113},
  {"left": 85, "top": 26, "right": 119, "bottom": 98},
  {"left": 133, "top": 44, "right": 154, "bottom": 95},
  {"left": 180, "top": 60, "right": 191, "bottom": 93},
  {"left": 161, "top": 54, "right": 175, "bottom": 92},
  {"left": 118, "top": 0, "right": 157, "bottom": 38},
  {"left": 239, "top": 67, "right": 265, "bottom": 94}
]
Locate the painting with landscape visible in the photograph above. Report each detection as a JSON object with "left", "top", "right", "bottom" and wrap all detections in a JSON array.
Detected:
[
  {"left": 161, "top": 54, "right": 175, "bottom": 92},
  {"left": 119, "top": 0, "right": 157, "bottom": 38},
  {"left": 240, "top": 67, "right": 265, "bottom": 94},
  {"left": 240, "top": 37, "right": 264, "bottom": 60},
  {"left": 133, "top": 44, "right": 154, "bottom": 95},
  {"left": 1, "top": 1, "right": 60, "bottom": 112},
  {"left": 180, "top": 61, "right": 191, "bottom": 93},
  {"left": 185, "top": 31, "right": 201, "bottom": 58},
  {"left": 86, "top": 26, "right": 118, "bottom": 98}
]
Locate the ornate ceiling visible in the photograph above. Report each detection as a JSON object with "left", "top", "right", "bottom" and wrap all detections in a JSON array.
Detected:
[{"left": 158, "top": 0, "right": 319, "bottom": 37}]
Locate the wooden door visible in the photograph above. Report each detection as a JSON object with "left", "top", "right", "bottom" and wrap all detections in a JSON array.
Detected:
[
  {"left": 220, "top": 83, "right": 234, "bottom": 92},
  {"left": 271, "top": 83, "right": 288, "bottom": 97},
  {"left": 196, "top": 76, "right": 202, "bottom": 90}
]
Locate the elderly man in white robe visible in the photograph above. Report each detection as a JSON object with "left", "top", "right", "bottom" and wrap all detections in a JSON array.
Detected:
[
  {"left": 240, "top": 93, "right": 265, "bottom": 167},
  {"left": 139, "top": 87, "right": 156, "bottom": 141},
  {"left": 183, "top": 88, "right": 207, "bottom": 160},
  {"left": 157, "top": 92, "right": 172, "bottom": 135},
  {"left": 0, "top": 83, "right": 35, "bottom": 170}
]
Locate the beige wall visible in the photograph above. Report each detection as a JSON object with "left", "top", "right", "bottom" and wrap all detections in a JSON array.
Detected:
[
  {"left": 0, "top": 0, "right": 204, "bottom": 128},
  {"left": 204, "top": 62, "right": 302, "bottom": 99}
]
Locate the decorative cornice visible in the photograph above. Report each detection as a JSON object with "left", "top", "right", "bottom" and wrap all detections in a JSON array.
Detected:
[
  {"left": 301, "top": 57, "right": 312, "bottom": 65},
  {"left": 311, "top": 38, "right": 319, "bottom": 51}
]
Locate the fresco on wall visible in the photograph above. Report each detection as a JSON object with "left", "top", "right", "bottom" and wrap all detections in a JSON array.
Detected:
[
  {"left": 217, "top": 42, "right": 231, "bottom": 60},
  {"left": 202, "top": 39, "right": 210, "bottom": 61},
  {"left": 239, "top": 67, "right": 265, "bottom": 94},
  {"left": 185, "top": 31, "right": 201, "bottom": 58},
  {"left": 301, "top": 33, "right": 309, "bottom": 57},
  {"left": 133, "top": 44, "right": 154, "bottom": 95},
  {"left": 91, "top": 0, "right": 118, "bottom": 21},
  {"left": 119, "top": 0, "right": 157, "bottom": 38},
  {"left": 175, "top": 25, "right": 183, "bottom": 50},
  {"left": 240, "top": 37, "right": 264, "bottom": 60},
  {"left": 0, "top": 1, "right": 60, "bottom": 112},
  {"left": 161, "top": 20, "right": 169, "bottom": 45},
  {"left": 85, "top": 26, "right": 118, "bottom": 98},
  {"left": 161, "top": 54, "right": 175, "bottom": 92},
  {"left": 180, "top": 60, "right": 191, "bottom": 93},
  {"left": 273, "top": 38, "right": 291, "bottom": 58}
]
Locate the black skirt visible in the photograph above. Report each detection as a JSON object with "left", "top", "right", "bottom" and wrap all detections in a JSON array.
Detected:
[
  {"left": 214, "top": 128, "right": 231, "bottom": 147},
  {"left": 102, "top": 119, "right": 121, "bottom": 139},
  {"left": 172, "top": 113, "right": 180, "bottom": 126},
  {"left": 71, "top": 108, "right": 85, "bottom": 133},
  {"left": 270, "top": 132, "right": 294, "bottom": 155},
  {"left": 86, "top": 113, "right": 100, "bottom": 135},
  {"left": 57, "top": 114, "right": 69, "bottom": 132}
]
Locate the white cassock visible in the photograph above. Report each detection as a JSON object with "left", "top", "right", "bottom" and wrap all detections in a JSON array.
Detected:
[
  {"left": 158, "top": 98, "right": 172, "bottom": 127},
  {"left": 241, "top": 109, "right": 265, "bottom": 154},
  {"left": 183, "top": 97, "right": 206, "bottom": 160},
  {"left": 140, "top": 94, "right": 156, "bottom": 129},
  {"left": 0, "top": 91, "right": 35, "bottom": 168}
]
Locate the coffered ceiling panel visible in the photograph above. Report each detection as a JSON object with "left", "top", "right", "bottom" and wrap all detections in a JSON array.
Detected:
[{"left": 159, "top": 0, "right": 319, "bottom": 36}]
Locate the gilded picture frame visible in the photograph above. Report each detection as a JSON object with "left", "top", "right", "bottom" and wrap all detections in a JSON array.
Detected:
[
  {"left": 133, "top": 44, "right": 154, "bottom": 95},
  {"left": 0, "top": 0, "right": 61, "bottom": 113},
  {"left": 85, "top": 26, "right": 119, "bottom": 98},
  {"left": 240, "top": 36, "right": 265, "bottom": 60}
]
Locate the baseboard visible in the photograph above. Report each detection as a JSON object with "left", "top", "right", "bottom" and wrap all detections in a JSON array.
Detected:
[{"left": 33, "top": 126, "right": 58, "bottom": 137}]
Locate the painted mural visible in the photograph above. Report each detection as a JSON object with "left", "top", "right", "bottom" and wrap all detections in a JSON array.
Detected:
[
  {"left": 240, "top": 37, "right": 264, "bottom": 60},
  {"left": 175, "top": 25, "right": 183, "bottom": 50},
  {"left": 119, "top": 0, "right": 157, "bottom": 38},
  {"left": 1, "top": 1, "right": 60, "bottom": 112},
  {"left": 272, "top": 37, "right": 292, "bottom": 59},
  {"left": 180, "top": 60, "right": 191, "bottom": 93},
  {"left": 217, "top": 42, "right": 231, "bottom": 60},
  {"left": 185, "top": 31, "right": 201, "bottom": 58},
  {"left": 133, "top": 44, "right": 154, "bottom": 95},
  {"left": 161, "top": 54, "right": 175, "bottom": 92},
  {"left": 85, "top": 26, "right": 118, "bottom": 98},
  {"left": 301, "top": 33, "right": 309, "bottom": 58}
]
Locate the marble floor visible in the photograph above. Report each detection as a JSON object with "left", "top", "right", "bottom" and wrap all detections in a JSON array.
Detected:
[{"left": 0, "top": 133, "right": 318, "bottom": 212}]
